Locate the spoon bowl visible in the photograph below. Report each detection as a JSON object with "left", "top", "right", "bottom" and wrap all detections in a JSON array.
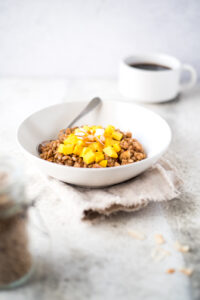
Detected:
[
  {"left": 17, "top": 100, "right": 171, "bottom": 187},
  {"left": 37, "top": 97, "right": 102, "bottom": 153}
]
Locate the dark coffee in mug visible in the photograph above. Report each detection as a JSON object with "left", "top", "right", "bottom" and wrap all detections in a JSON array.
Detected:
[
  {"left": 119, "top": 54, "right": 197, "bottom": 102},
  {"left": 129, "top": 62, "right": 171, "bottom": 71}
]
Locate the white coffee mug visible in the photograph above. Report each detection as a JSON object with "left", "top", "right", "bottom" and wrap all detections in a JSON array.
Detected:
[{"left": 119, "top": 53, "right": 197, "bottom": 103}]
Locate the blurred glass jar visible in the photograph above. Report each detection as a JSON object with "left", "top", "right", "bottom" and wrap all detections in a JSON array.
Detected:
[{"left": 0, "top": 157, "right": 34, "bottom": 289}]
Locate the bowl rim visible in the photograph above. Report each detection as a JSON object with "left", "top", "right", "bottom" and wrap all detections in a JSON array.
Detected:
[{"left": 17, "top": 100, "right": 172, "bottom": 172}]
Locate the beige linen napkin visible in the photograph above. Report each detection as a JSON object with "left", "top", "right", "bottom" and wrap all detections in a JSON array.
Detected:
[{"left": 44, "top": 159, "right": 181, "bottom": 221}]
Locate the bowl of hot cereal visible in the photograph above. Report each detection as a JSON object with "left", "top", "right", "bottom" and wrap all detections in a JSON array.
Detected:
[{"left": 17, "top": 101, "right": 171, "bottom": 187}]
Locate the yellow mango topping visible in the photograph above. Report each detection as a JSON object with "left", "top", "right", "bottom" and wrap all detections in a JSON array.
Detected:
[
  {"left": 64, "top": 144, "right": 74, "bottom": 155},
  {"left": 89, "top": 142, "right": 102, "bottom": 152},
  {"left": 113, "top": 143, "right": 121, "bottom": 152},
  {"left": 99, "top": 160, "right": 107, "bottom": 167},
  {"left": 103, "top": 146, "right": 118, "bottom": 158},
  {"left": 105, "top": 138, "right": 120, "bottom": 147},
  {"left": 64, "top": 134, "right": 78, "bottom": 145},
  {"left": 58, "top": 144, "right": 74, "bottom": 155},
  {"left": 105, "top": 138, "right": 113, "bottom": 147},
  {"left": 83, "top": 150, "right": 95, "bottom": 164},
  {"left": 105, "top": 125, "right": 115, "bottom": 136},
  {"left": 57, "top": 125, "right": 123, "bottom": 165},
  {"left": 57, "top": 144, "right": 65, "bottom": 154},
  {"left": 112, "top": 131, "right": 123, "bottom": 141},
  {"left": 76, "top": 139, "right": 84, "bottom": 147},
  {"left": 73, "top": 145, "right": 83, "bottom": 156},
  {"left": 95, "top": 152, "right": 104, "bottom": 163},
  {"left": 80, "top": 147, "right": 90, "bottom": 157}
]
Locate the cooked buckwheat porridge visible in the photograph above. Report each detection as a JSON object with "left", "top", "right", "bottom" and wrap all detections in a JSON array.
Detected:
[{"left": 39, "top": 125, "right": 146, "bottom": 168}]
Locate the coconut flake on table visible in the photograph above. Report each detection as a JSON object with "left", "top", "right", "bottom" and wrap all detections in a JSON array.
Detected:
[
  {"left": 180, "top": 268, "right": 193, "bottom": 276},
  {"left": 174, "top": 241, "right": 190, "bottom": 253}
]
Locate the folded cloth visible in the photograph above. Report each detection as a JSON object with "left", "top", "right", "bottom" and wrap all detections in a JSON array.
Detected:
[{"left": 43, "top": 159, "right": 182, "bottom": 221}]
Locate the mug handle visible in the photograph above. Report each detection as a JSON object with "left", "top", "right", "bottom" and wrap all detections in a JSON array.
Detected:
[{"left": 179, "top": 64, "right": 197, "bottom": 92}]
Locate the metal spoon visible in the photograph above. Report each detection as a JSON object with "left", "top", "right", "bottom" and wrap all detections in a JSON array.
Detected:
[{"left": 38, "top": 97, "right": 102, "bottom": 154}]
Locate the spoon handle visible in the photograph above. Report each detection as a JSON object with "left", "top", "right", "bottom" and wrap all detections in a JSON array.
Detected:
[{"left": 67, "top": 97, "right": 102, "bottom": 128}]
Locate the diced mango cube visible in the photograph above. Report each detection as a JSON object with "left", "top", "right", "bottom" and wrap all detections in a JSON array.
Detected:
[
  {"left": 105, "top": 138, "right": 113, "bottom": 147},
  {"left": 103, "top": 146, "right": 118, "bottom": 158},
  {"left": 95, "top": 152, "right": 104, "bottom": 163},
  {"left": 83, "top": 150, "right": 95, "bottom": 164},
  {"left": 105, "top": 125, "right": 115, "bottom": 136},
  {"left": 89, "top": 142, "right": 102, "bottom": 152},
  {"left": 64, "top": 134, "right": 78, "bottom": 145},
  {"left": 80, "top": 147, "right": 90, "bottom": 157},
  {"left": 63, "top": 144, "right": 74, "bottom": 155},
  {"left": 112, "top": 131, "right": 123, "bottom": 141},
  {"left": 57, "top": 144, "right": 65, "bottom": 154},
  {"left": 76, "top": 139, "right": 84, "bottom": 146},
  {"left": 58, "top": 143, "right": 74, "bottom": 155},
  {"left": 99, "top": 160, "right": 107, "bottom": 167},
  {"left": 73, "top": 145, "right": 83, "bottom": 156},
  {"left": 105, "top": 138, "right": 119, "bottom": 147},
  {"left": 113, "top": 143, "right": 121, "bottom": 152}
]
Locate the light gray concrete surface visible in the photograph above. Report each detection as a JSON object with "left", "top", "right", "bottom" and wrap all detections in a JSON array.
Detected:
[
  {"left": 0, "top": 78, "right": 200, "bottom": 299},
  {"left": 0, "top": 0, "right": 200, "bottom": 77}
]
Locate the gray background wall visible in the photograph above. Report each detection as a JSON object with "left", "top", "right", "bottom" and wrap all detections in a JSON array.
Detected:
[{"left": 0, "top": 0, "right": 199, "bottom": 78}]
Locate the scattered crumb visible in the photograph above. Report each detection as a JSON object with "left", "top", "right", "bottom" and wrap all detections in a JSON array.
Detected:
[
  {"left": 128, "top": 230, "right": 146, "bottom": 240},
  {"left": 180, "top": 268, "right": 193, "bottom": 276},
  {"left": 155, "top": 234, "right": 165, "bottom": 245},
  {"left": 166, "top": 268, "right": 175, "bottom": 274},
  {"left": 174, "top": 241, "right": 190, "bottom": 253},
  {"left": 111, "top": 224, "right": 118, "bottom": 228},
  {"left": 151, "top": 247, "right": 171, "bottom": 262}
]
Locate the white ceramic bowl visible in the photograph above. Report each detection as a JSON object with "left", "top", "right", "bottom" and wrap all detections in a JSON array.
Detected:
[{"left": 17, "top": 101, "right": 171, "bottom": 187}]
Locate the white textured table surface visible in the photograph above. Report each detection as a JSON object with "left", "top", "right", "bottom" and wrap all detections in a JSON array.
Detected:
[{"left": 0, "top": 78, "right": 200, "bottom": 300}]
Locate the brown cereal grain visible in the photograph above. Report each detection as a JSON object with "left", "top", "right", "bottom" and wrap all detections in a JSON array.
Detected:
[{"left": 39, "top": 126, "right": 146, "bottom": 168}]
